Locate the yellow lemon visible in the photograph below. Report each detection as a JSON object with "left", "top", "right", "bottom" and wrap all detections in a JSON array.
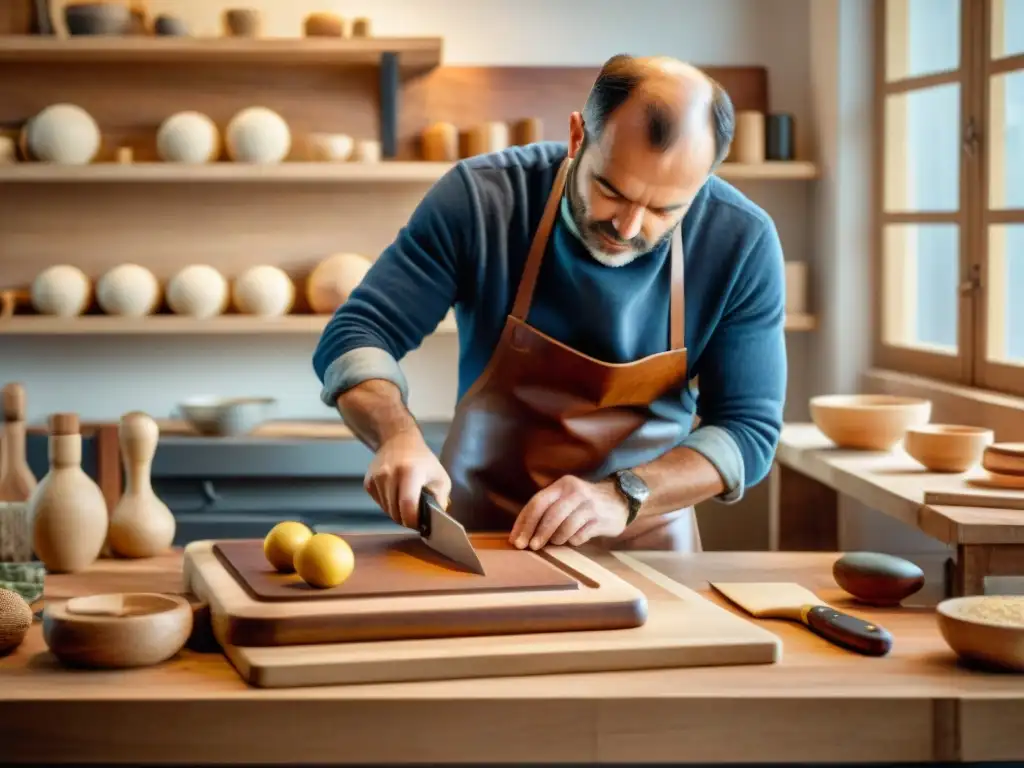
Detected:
[
  {"left": 294, "top": 533, "right": 355, "bottom": 589},
  {"left": 263, "top": 521, "right": 313, "bottom": 573}
]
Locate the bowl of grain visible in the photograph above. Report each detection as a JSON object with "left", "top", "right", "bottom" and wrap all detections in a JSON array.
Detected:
[{"left": 936, "top": 595, "right": 1024, "bottom": 671}]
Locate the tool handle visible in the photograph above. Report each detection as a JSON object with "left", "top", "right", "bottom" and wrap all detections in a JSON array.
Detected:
[
  {"left": 803, "top": 605, "right": 893, "bottom": 657},
  {"left": 418, "top": 490, "right": 444, "bottom": 537}
]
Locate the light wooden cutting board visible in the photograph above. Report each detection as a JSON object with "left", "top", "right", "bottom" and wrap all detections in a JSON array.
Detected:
[{"left": 185, "top": 549, "right": 781, "bottom": 688}]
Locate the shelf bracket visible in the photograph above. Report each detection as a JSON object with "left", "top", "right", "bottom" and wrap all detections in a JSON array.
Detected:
[{"left": 379, "top": 52, "right": 399, "bottom": 160}]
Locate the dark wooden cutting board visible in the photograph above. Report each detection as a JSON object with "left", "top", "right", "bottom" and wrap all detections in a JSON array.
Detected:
[
  {"left": 184, "top": 536, "right": 649, "bottom": 647},
  {"left": 214, "top": 532, "right": 579, "bottom": 602}
]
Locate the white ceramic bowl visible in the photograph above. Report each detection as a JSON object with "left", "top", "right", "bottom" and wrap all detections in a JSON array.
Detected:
[{"left": 177, "top": 396, "right": 276, "bottom": 436}]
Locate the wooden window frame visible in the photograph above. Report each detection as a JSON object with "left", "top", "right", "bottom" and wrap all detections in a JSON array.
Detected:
[{"left": 874, "top": 0, "right": 1024, "bottom": 398}]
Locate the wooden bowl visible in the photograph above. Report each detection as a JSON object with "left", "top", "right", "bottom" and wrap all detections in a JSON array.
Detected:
[
  {"left": 903, "top": 424, "right": 994, "bottom": 473},
  {"left": 65, "top": 3, "right": 131, "bottom": 35},
  {"left": 982, "top": 443, "right": 1024, "bottom": 476},
  {"left": 809, "top": 394, "right": 932, "bottom": 450},
  {"left": 43, "top": 592, "right": 192, "bottom": 668},
  {"left": 937, "top": 595, "right": 1024, "bottom": 672}
]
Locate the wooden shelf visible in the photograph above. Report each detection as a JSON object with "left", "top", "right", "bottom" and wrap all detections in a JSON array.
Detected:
[
  {"left": 0, "top": 312, "right": 815, "bottom": 335},
  {"left": 0, "top": 161, "right": 818, "bottom": 184},
  {"left": 0, "top": 35, "right": 443, "bottom": 74}
]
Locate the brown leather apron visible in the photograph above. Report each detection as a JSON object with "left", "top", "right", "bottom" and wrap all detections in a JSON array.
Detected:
[{"left": 439, "top": 157, "right": 701, "bottom": 553}]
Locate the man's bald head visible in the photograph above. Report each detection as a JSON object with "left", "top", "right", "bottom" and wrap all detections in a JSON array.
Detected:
[
  {"left": 581, "top": 54, "right": 734, "bottom": 170},
  {"left": 562, "top": 55, "right": 735, "bottom": 267}
]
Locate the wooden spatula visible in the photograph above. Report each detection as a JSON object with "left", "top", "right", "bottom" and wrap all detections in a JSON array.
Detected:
[{"left": 710, "top": 582, "right": 893, "bottom": 657}]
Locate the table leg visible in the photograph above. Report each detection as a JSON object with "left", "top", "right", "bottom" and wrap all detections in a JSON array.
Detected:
[
  {"left": 953, "top": 543, "right": 1024, "bottom": 597},
  {"left": 769, "top": 462, "right": 839, "bottom": 551}
]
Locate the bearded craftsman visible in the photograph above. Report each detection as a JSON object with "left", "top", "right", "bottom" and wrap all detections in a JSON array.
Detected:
[{"left": 312, "top": 54, "right": 787, "bottom": 554}]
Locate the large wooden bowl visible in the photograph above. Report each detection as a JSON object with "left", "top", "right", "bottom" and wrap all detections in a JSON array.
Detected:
[
  {"left": 43, "top": 592, "right": 193, "bottom": 669},
  {"left": 937, "top": 596, "right": 1024, "bottom": 672},
  {"left": 810, "top": 394, "right": 932, "bottom": 451}
]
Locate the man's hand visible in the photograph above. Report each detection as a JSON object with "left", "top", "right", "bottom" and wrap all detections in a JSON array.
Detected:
[
  {"left": 364, "top": 429, "right": 451, "bottom": 530},
  {"left": 509, "top": 475, "right": 628, "bottom": 550}
]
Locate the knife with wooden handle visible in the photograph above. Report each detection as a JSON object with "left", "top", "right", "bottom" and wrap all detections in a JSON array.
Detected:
[
  {"left": 710, "top": 581, "right": 893, "bottom": 657},
  {"left": 417, "top": 490, "right": 486, "bottom": 575}
]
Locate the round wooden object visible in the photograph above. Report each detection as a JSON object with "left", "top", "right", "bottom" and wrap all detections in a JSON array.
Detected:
[
  {"left": 903, "top": 424, "right": 994, "bottom": 473},
  {"left": 25, "top": 104, "right": 100, "bottom": 165},
  {"left": 0, "top": 587, "right": 32, "bottom": 654},
  {"left": 166, "top": 265, "right": 229, "bottom": 318},
  {"left": 231, "top": 265, "right": 295, "bottom": 317},
  {"left": 304, "top": 12, "right": 343, "bottom": 36},
  {"left": 31, "top": 265, "right": 92, "bottom": 317},
  {"left": 306, "top": 253, "right": 372, "bottom": 314},
  {"left": 49, "top": 412, "right": 79, "bottom": 436},
  {"left": 43, "top": 593, "right": 192, "bottom": 669},
  {"left": 809, "top": 394, "right": 932, "bottom": 451},
  {"left": 225, "top": 107, "right": 291, "bottom": 164},
  {"left": 966, "top": 469, "right": 1024, "bottom": 490},
  {"left": 96, "top": 263, "right": 161, "bottom": 317},
  {"left": 462, "top": 122, "right": 510, "bottom": 158},
  {"left": 833, "top": 552, "right": 925, "bottom": 606},
  {"left": 422, "top": 122, "right": 458, "bottom": 162},
  {"left": 982, "top": 443, "right": 1024, "bottom": 476},
  {"left": 937, "top": 595, "right": 1024, "bottom": 672},
  {"left": 730, "top": 111, "right": 766, "bottom": 164},
  {"left": 156, "top": 111, "right": 220, "bottom": 164}
]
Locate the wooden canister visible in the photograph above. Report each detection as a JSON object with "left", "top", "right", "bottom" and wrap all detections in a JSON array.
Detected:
[
  {"left": 304, "top": 12, "right": 343, "bottom": 37},
  {"left": 461, "top": 122, "right": 510, "bottom": 158},
  {"left": 731, "top": 111, "right": 766, "bottom": 164},
  {"left": 512, "top": 118, "right": 543, "bottom": 146},
  {"left": 351, "top": 17, "right": 371, "bottom": 37},
  {"left": 421, "top": 122, "right": 459, "bottom": 161}
]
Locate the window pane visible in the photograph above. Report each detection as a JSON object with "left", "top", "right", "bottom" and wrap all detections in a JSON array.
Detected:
[
  {"left": 884, "top": 84, "right": 961, "bottom": 212},
  {"left": 989, "top": 69, "right": 1024, "bottom": 210},
  {"left": 992, "top": 0, "right": 1024, "bottom": 59},
  {"left": 986, "top": 224, "right": 1024, "bottom": 365},
  {"left": 882, "top": 224, "right": 959, "bottom": 352},
  {"left": 886, "top": 0, "right": 960, "bottom": 81}
]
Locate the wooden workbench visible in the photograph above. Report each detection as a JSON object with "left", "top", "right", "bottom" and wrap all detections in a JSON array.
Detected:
[
  {"left": 773, "top": 423, "right": 1024, "bottom": 596},
  {"left": 1, "top": 549, "right": 1021, "bottom": 764}
]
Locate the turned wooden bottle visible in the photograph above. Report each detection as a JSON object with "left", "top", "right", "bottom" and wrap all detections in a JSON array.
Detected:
[
  {"left": 30, "top": 413, "right": 108, "bottom": 573},
  {"left": 108, "top": 411, "right": 175, "bottom": 558},
  {"left": 0, "top": 383, "right": 37, "bottom": 502}
]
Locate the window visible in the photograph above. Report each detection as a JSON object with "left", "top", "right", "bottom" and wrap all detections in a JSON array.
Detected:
[{"left": 876, "top": 0, "right": 1024, "bottom": 395}]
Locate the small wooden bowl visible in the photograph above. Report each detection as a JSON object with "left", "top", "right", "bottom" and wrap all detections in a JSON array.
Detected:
[
  {"left": 65, "top": 2, "right": 131, "bottom": 35},
  {"left": 937, "top": 595, "right": 1024, "bottom": 672},
  {"left": 903, "top": 424, "right": 994, "bottom": 473},
  {"left": 982, "top": 443, "right": 1024, "bottom": 476},
  {"left": 43, "top": 592, "right": 192, "bottom": 669},
  {"left": 810, "top": 394, "right": 932, "bottom": 451}
]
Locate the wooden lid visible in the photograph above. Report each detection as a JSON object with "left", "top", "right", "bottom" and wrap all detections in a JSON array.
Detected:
[
  {"left": 49, "top": 413, "right": 80, "bottom": 436},
  {"left": 1, "top": 383, "right": 25, "bottom": 422}
]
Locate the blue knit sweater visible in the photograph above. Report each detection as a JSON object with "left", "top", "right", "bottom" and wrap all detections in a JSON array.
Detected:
[{"left": 313, "top": 142, "right": 787, "bottom": 502}]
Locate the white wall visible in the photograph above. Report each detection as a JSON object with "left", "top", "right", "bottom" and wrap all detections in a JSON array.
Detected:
[{"left": 3, "top": 0, "right": 816, "bottom": 429}]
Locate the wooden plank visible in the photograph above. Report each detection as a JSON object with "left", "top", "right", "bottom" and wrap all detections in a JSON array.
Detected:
[{"left": 0, "top": 160, "right": 819, "bottom": 183}]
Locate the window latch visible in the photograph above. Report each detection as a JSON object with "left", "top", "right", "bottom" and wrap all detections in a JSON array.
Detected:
[
  {"left": 962, "top": 117, "right": 980, "bottom": 158},
  {"left": 959, "top": 264, "right": 982, "bottom": 295}
]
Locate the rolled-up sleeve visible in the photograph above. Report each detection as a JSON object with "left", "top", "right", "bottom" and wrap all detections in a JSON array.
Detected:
[
  {"left": 312, "top": 165, "right": 474, "bottom": 407},
  {"left": 684, "top": 221, "right": 787, "bottom": 503}
]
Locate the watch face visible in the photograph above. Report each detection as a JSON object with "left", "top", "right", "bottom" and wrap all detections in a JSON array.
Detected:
[{"left": 619, "top": 470, "right": 650, "bottom": 503}]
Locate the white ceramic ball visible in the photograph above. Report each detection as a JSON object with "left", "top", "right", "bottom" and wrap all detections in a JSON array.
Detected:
[
  {"left": 232, "top": 266, "right": 295, "bottom": 317},
  {"left": 31, "top": 265, "right": 92, "bottom": 316},
  {"left": 96, "top": 264, "right": 161, "bottom": 317},
  {"left": 306, "top": 253, "right": 373, "bottom": 314},
  {"left": 156, "top": 111, "right": 221, "bottom": 164},
  {"left": 225, "top": 107, "right": 291, "bottom": 164},
  {"left": 166, "top": 265, "right": 229, "bottom": 318},
  {"left": 26, "top": 104, "right": 101, "bottom": 165}
]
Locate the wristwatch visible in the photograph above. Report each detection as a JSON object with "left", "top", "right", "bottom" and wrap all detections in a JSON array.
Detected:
[{"left": 612, "top": 469, "right": 650, "bottom": 526}]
